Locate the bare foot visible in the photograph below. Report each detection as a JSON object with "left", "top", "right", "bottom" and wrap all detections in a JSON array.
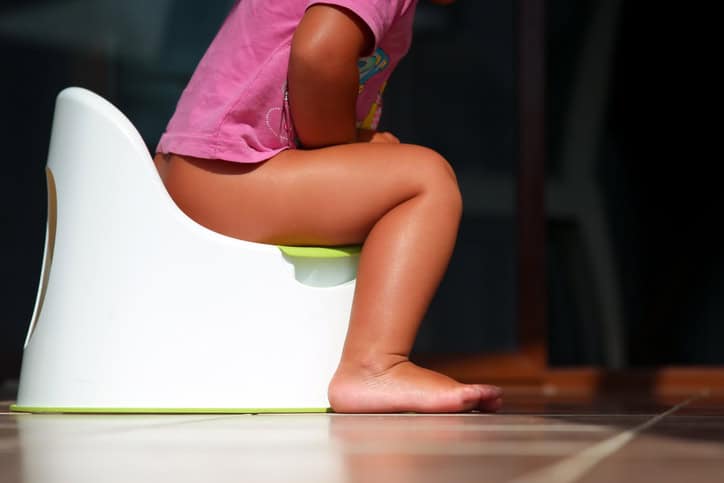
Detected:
[{"left": 328, "top": 356, "right": 503, "bottom": 413}]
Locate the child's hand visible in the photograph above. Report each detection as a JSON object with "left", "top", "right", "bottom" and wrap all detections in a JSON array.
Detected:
[{"left": 357, "top": 129, "right": 400, "bottom": 144}]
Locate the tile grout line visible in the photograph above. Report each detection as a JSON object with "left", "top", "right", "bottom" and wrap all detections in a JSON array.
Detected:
[{"left": 507, "top": 394, "right": 704, "bottom": 483}]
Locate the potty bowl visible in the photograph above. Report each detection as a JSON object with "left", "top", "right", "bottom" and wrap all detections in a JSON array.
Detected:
[{"left": 12, "top": 87, "right": 357, "bottom": 413}]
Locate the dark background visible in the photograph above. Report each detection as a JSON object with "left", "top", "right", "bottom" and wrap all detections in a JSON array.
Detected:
[{"left": 1, "top": 0, "right": 721, "bottom": 387}]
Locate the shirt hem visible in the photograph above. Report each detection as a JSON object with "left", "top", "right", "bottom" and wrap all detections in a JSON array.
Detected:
[{"left": 156, "top": 133, "right": 289, "bottom": 164}]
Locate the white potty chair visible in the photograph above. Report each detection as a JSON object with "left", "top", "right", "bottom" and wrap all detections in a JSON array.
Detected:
[{"left": 12, "top": 87, "right": 358, "bottom": 413}]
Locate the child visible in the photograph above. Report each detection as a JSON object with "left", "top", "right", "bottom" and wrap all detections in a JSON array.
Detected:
[{"left": 154, "top": 0, "right": 503, "bottom": 413}]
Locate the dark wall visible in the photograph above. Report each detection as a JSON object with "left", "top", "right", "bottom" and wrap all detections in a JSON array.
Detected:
[
  {"left": 0, "top": 42, "right": 66, "bottom": 379},
  {"left": 606, "top": 3, "right": 723, "bottom": 364},
  {"left": 546, "top": 0, "right": 723, "bottom": 365}
]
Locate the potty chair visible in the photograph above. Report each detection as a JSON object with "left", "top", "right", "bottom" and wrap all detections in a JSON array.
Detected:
[{"left": 12, "top": 87, "right": 358, "bottom": 413}]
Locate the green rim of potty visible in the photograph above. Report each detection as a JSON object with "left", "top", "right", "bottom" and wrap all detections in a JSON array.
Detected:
[
  {"left": 277, "top": 245, "right": 361, "bottom": 258},
  {"left": 10, "top": 404, "right": 332, "bottom": 414}
]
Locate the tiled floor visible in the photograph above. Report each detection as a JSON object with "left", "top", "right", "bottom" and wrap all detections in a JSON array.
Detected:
[{"left": 1, "top": 391, "right": 723, "bottom": 483}]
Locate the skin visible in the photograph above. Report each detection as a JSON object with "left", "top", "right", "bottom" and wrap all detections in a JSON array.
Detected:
[{"left": 154, "top": 1, "right": 503, "bottom": 413}]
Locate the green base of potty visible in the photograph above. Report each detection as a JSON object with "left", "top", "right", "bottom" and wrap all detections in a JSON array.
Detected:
[{"left": 10, "top": 404, "right": 332, "bottom": 414}]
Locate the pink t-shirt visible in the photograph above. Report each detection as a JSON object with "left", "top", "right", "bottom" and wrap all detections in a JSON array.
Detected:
[{"left": 156, "top": 0, "right": 418, "bottom": 163}]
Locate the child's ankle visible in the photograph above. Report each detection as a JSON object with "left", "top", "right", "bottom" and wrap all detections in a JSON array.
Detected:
[{"left": 337, "top": 352, "right": 410, "bottom": 377}]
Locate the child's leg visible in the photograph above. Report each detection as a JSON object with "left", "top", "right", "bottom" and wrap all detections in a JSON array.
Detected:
[{"left": 156, "top": 144, "right": 503, "bottom": 413}]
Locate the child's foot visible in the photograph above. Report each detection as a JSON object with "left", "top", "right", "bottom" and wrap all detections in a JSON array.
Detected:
[{"left": 328, "top": 356, "right": 503, "bottom": 413}]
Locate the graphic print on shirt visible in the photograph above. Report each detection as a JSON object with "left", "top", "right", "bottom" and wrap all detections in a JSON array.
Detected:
[
  {"left": 358, "top": 48, "right": 390, "bottom": 91},
  {"left": 264, "top": 82, "right": 294, "bottom": 146},
  {"left": 358, "top": 48, "right": 389, "bottom": 130}
]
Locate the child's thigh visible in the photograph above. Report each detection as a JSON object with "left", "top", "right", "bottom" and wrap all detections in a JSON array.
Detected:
[
  {"left": 165, "top": 143, "right": 457, "bottom": 246},
  {"left": 247, "top": 143, "right": 458, "bottom": 245}
]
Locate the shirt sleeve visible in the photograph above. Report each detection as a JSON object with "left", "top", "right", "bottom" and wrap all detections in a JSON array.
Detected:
[{"left": 305, "top": 0, "right": 416, "bottom": 49}]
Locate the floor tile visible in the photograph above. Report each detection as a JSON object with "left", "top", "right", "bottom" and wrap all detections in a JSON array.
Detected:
[{"left": 0, "top": 392, "right": 722, "bottom": 483}]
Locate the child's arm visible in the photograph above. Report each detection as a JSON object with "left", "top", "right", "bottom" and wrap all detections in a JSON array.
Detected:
[{"left": 288, "top": 5, "right": 374, "bottom": 149}]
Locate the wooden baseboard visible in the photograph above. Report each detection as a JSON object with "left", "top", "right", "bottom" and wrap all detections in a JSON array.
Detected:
[
  {"left": 417, "top": 352, "right": 724, "bottom": 399},
  {"left": 543, "top": 367, "right": 724, "bottom": 398}
]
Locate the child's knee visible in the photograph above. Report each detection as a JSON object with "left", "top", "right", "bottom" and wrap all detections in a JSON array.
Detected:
[
  {"left": 408, "top": 145, "right": 457, "bottom": 182},
  {"left": 408, "top": 146, "right": 462, "bottom": 214}
]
